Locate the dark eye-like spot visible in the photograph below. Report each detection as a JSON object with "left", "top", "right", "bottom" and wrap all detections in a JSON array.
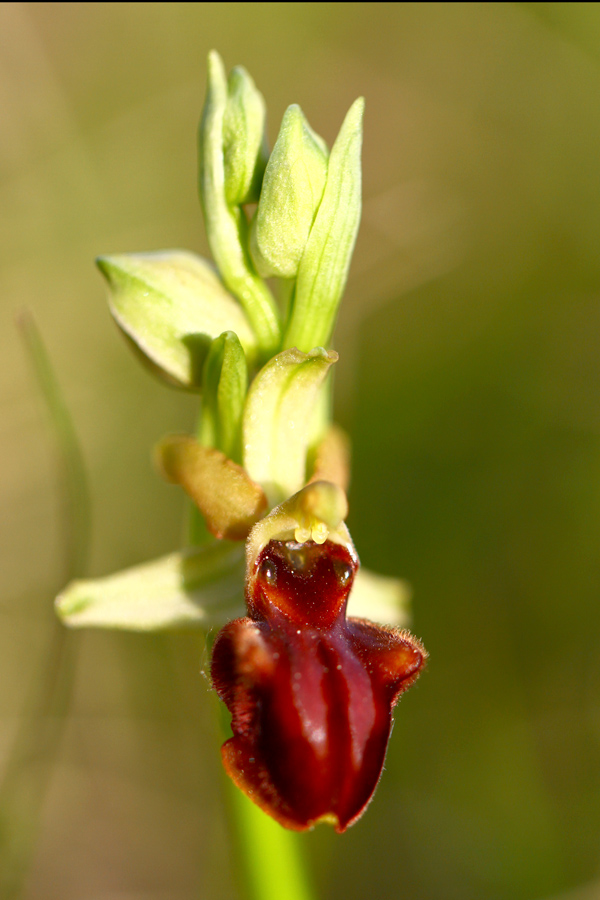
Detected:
[
  {"left": 259, "top": 557, "right": 278, "bottom": 585},
  {"left": 333, "top": 559, "right": 353, "bottom": 587}
]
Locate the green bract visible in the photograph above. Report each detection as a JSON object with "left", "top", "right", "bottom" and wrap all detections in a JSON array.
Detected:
[
  {"left": 250, "top": 104, "right": 328, "bottom": 279},
  {"left": 97, "top": 250, "right": 256, "bottom": 389},
  {"left": 283, "top": 97, "right": 364, "bottom": 352}
]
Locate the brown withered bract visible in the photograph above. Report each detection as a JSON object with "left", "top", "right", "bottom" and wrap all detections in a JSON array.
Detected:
[{"left": 211, "top": 538, "right": 427, "bottom": 831}]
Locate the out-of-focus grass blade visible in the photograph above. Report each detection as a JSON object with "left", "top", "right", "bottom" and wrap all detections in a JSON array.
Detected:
[
  {"left": 16, "top": 309, "right": 90, "bottom": 580},
  {"left": 0, "top": 312, "right": 89, "bottom": 898}
]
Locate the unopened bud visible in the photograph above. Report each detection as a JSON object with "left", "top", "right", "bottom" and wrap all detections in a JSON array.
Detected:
[
  {"left": 223, "top": 66, "right": 268, "bottom": 207},
  {"left": 250, "top": 104, "right": 328, "bottom": 279}
]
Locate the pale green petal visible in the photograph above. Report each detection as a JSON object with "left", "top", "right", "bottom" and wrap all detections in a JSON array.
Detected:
[
  {"left": 242, "top": 347, "right": 338, "bottom": 505},
  {"left": 97, "top": 250, "right": 257, "bottom": 389},
  {"left": 347, "top": 567, "right": 412, "bottom": 627},
  {"left": 156, "top": 436, "right": 267, "bottom": 541},
  {"left": 56, "top": 543, "right": 245, "bottom": 631}
]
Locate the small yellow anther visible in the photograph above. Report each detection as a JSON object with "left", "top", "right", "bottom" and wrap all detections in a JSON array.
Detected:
[{"left": 312, "top": 522, "right": 328, "bottom": 544}]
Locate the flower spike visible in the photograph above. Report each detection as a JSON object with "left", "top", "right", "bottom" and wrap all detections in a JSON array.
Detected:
[{"left": 59, "top": 51, "right": 428, "bottom": 843}]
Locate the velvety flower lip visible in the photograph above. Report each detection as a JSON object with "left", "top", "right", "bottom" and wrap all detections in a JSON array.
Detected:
[{"left": 211, "top": 538, "right": 427, "bottom": 832}]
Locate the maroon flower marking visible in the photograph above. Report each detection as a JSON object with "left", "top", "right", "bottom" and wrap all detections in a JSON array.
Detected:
[{"left": 211, "top": 538, "right": 427, "bottom": 831}]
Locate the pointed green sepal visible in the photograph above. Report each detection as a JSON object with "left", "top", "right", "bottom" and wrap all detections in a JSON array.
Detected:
[
  {"left": 156, "top": 435, "right": 267, "bottom": 540},
  {"left": 283, "top": 97, "right": 364, "bottom": 351},
  {"left": 250, "top": 104, "right": 328, "bottom": 279},
  {"left": 199, "top": 51, "right": 280, "bottom": 357},
  {"left": 242, "top": 346, "right": 338, "bottom": 504},
  {"left": 199, "top": 331, "right": 248, "bottom": 462},
  {"left": 347, "top": 568, "right": 411, "bottom": 627},
  {"left": 56, "top": 543, "right": 246, "bottom": 631},
  {"left": 97, "top": 250, "right": 257, "bottom": 389},
  {"left": 223, "top": 66, "right": 268, "bottom": 206}
]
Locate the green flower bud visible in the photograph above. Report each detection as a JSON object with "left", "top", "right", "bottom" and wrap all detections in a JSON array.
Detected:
[
  {"left": 200, "top": 331, "right": 248, "bottom": 463},
  {"left": 250, "top": 104, "right": 328, "bottom": 279},
  {"left": 223, "top": 66, "right": 268, "bottom": 206},
  {"left": 199, "top": 51, "right": 280, "bottom": 358},
  {"left": 283, "top": 97, "right": 364, "bottom": 352}
]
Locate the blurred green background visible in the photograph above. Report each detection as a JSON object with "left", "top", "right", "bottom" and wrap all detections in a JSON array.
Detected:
[{"left": 2, "top": 3, "right": 600, "bottom": 898}]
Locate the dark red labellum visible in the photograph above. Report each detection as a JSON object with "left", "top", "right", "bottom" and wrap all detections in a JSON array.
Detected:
[{"left": 211, "top": 539, "right": 426, "bottom": 832}]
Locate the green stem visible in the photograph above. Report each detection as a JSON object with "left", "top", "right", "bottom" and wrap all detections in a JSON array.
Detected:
[
  {"left": 193, "top": 400, "right": 316, "bottom": 900},
  {"left": 226, "top": 780, "right": 315, "bottom": 900}
]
